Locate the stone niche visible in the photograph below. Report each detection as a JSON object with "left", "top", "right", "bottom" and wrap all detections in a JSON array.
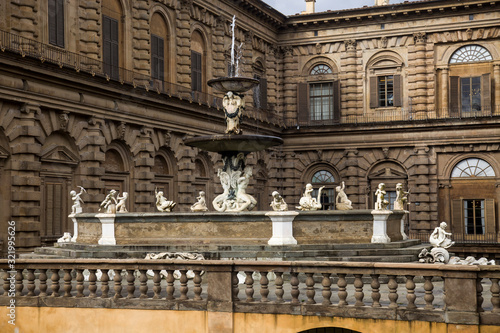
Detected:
[{"left": 72, "top": 210, "right": 406, "bottom": 246}]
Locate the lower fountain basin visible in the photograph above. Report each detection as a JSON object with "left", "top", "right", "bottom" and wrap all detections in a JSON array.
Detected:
[
  {"left": 184, "top": 134, "right": 283, "bottom": 154},
  {"left": 207, "top": 77, "right": 260, "bottom": 93}
]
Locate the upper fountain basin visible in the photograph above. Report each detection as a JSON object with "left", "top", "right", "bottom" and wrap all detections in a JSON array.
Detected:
[
  {"left": 207, "top": 77, "right": 260, "bottom": 93},
  {"left": 184, "top": 134, "right": 283, "bottom": 154}
]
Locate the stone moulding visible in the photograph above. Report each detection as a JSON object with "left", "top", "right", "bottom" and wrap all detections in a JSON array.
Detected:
[{"left": 71, "top": 210, "right": 407, "bottom": 246}]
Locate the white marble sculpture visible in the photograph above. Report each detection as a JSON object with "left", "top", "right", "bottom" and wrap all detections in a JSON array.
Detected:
[
  {"left": 270, "top": 191, "right": 288, "bottom": 211},
  {"left": 144, "top": 252, "right": 205, "bottom": 279},
  {"left": 374, "top": 183, "right": 389, "bottom": 211},
  {"left": 116, "top": 192, "right": 128, "bottom": 213},
  {"left": 191, "top": 191, "right": 209, "bottom": 212},
  {"left": 70, "top": 186, "right": 86, "bottom": 214},
  {"left": 448, "top": 256, "right": 496, "bottom": 265},
  {"left": 236, "top": 167, "right": 257, "bottom": 211},
  {"left": 296, "top": 183, "right": 324, "bottom": 211},
  {"left": 57, "top": 232, "right": 73, "bottom": 243},
  {"left": 99, "top": 189, "right": 117, "bottom": 214},
  {"left": 335, "top": 181, "right": 352, "bottom": 210},
  {"left": 430, "top": 221, "right": 455, "bottom": 249},
  {"left": 155, "top": 188, "right": 176, "bottom": 212},
  {"left": 394, "top": 183, "right": 409, "bottom": 211},
  {"left": 222, "top": 91, "right": 244, "bottom": 134}
]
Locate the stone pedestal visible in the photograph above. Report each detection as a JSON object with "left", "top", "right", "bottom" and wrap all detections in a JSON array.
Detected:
[
  {"left": 97, "top": 214, "right": 116, "bottom": 245},
  {"left": 266, "top": 211, "right": 299, "bottom": 246},
  {"left": 371, "top": 210, "right": 392, "bottom": 243},
  {"left": 396, "top": 210, "right": 410, "bottom": 240},
  {"left": 69, "top": 212, "right": 80, "bottom": 242}
]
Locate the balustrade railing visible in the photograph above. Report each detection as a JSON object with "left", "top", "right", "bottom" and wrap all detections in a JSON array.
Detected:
[{"left": 1, "top": 259, "right": 499, "bottom": 325}]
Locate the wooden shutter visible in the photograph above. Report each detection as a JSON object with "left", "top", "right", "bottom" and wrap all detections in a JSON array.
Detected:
[
  {"left": 191, "top": 51, "right": 202, "bottom": 92},
  {"left": 393, "top": 74, "right": 402, "bottom": 107},
  {"left": 103, "top": 16, "right": 119, "bottom": 79},
  {"left": 151, "top": 35, "right": 164, "bottom": 81},
  {"left": 449, "top": 76, "right": 460, "bottom": 117},
  {"left": 260, "top": 78, "right": 267, "bottom": 110},
  {"left": 485, "top": 199, "right": 495, "bottom": 234},
  {"left": 297, "top": 82, "right": 309, "bottom": 125},
  {"left": 56, "top": 0, "right": 64, "bottom": 47},
  {"left": 333, "top": 79, "right": 341, "bottom": 123},
  {"left": 370, "top": 76, "right": 378, "bottom": 108},
  {"left": 48, "top": 0, "right": 64, "bottom": 47},
  {"left": 451, "top": 199, "right": 463, "bottom": 232},
  {"left": 481, "top": 73, "right": 491, "bottom": 114},
  {"left": 48, "top": 0, "right": 56, "bottom": 45}
]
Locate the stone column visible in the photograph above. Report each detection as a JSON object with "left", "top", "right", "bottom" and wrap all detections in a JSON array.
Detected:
[
  {"left": 410, "top": 144, "right": 435, "bottom": 233},
  {"left": 440, "top": 67, "right": 449, "bottom": 117},
  {"left": 132, "top": 127, "right": 155, "bottom": 212},
  {"left": 212, "top": 18, "right": 226, "bottom": 79},
  {"left": 78, "top": 0, "right": 100, "bottom": 60},
  {"left": 266, "top": 45, "right": 278, "bottom": 112},
  {"left": 10, "top": 0, "right": 38, "bottom": 40},
  {"left": 494, "top": 64, "right": 500, "bottom": 114},
  {"left": 132, "top": 0, "right": 150, "bottom": 75},
  {"left": 282, "top": 47, "right": 298, "bottom": 121},
  {"left": 409, "top": 32, "right": 428, "bottom": 118},
  {"left": 176, "top": 0, "right": 192, "bottom": 88},
  {"left": 343, "top": 39, "right": 358, "bottom": 117},
  {"left": 343, "top": 149, "right": 359, "bottom": 207},
  {"left": 8, "top": 103, "right": 42, "bottom": 250}
]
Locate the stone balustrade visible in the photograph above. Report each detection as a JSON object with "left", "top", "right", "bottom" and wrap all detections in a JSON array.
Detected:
[{"left": 1, "top": 259, "right": 499, "bottom": 326}]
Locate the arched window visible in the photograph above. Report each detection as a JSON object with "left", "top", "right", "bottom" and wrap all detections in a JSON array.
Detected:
[
  {"left": 450, "top": 45, "right": 493, "bottom": 64},
  {"left": 102, "top": 0, "right": 124, "bottom": 80},
  {"left": 367, "top": 54, "right": 404, "bottom": 109},
  {"left": 310, "top": 64, "right": 332, "bottom": 75},
  {"left": 451, "top": 158, "right": 495, "bottom": 177},
  {"left": 153, "top": 150, "right": 177, "bottom": 206},
  {"left": 151, "top": 12, "right": 170, "bottom": 84},
  {"left": 191, "top": 30, "right": 205, "bottom": 93},
  {"left": 311, "top": 170, "right": 336, "bottom": 210}
]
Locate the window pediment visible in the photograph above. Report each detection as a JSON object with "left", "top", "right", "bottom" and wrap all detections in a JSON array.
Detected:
[{"left": 41, "top": 144, "right": 79, "bottom": 165}]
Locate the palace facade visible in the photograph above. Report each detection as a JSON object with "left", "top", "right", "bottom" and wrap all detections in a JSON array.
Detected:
[{"left": 0, "top": 0, "right": 499, "bottom": 257}]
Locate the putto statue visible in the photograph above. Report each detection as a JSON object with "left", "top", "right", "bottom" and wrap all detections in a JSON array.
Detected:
[
  {"left": 270, "top": 191, "right": 288, "bottom": 211},
  {"left": 296, "top": 183, "right": 324, "bottom": 211},
  {"left": 99, "top": 189, "right": 117, "bottom": 214},
  {"left": 335, "top": 181, "right": 352, "bottom": 210},
  {"left": 70, "top": 186, "right": 86, "bottom": 214},
  {"left": 374, "top": 183, "right": 389, "bottom": 211},
  {"left": 57, "top": 232, "right": 73, "bottom": 243},
  {"left": 191, "top": 191, "right": 209, "bottom": 212},
  {"left": 155, "top": 188, "right": 176, "bottom": 212},
  {"left": 393, "top": 183, "right": 409, "bottom": 211},
  {"left": 116, "top": 192, "right": 129, "bottom": 213},
  {"left": 222, "top": 91, "right": 243, "bottom": 134},
  {"left": 430, "top": 221, "right": 455, "bottom": 249}
]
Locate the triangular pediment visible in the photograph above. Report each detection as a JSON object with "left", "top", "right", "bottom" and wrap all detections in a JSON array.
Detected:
[
  {"left": 369, "top": 167, "right": 407, "bottom": 180},
  {"left": 41, "top": 144, "right": 79, "bottom": 165}
]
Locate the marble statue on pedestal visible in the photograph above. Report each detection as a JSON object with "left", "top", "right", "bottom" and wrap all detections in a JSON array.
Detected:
[
  {"left": 394, "top": 183, "right": 409, "bottom": 210},
  {"left": 70, "top": 186, "right": 86, "bottom": 214},
  {"left": 335, "top": 181, "right": 352, "bottom": 210},
  {"left": 222, "top": 91, "right": 243, "bottom": 134},
  {"left": 99, "top": 189, "right": 117, "bottom": 214},
  {"left": 374, "top": 183, "right": 389, "bottom": 211},
  {"left": 296, "top": 183, "right": 324, "bottom": 211},
  {"left": 270, "top": 191, "right": 288, "bottom": 211},
  {"left": 116, "top": 192, "right": 128, "bottom": 213},
  {"left": 191, "top": 191, "right": 209, "bottom": 212},
  {"left": 155, "top": 188, "right": 176, "bottom": 212},
  {"left": 419, "top": 221, "right": 455, "bottom": 263}
]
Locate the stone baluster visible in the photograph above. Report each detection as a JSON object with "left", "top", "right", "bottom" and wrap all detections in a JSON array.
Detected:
[
  {"left": 126, "top": 269, "right": 135, "bottom": 299},
  {"left": 39, "top": 269, "right": 47, "bottom": 296},
  {"left": 260, "top": 272, "right": 269, "bottom": 302},
  {"left": 371, "top": 274, "right": 381, "bottom": 307},
  {"left": 26, "top": 269, "right": 35, "bottom": 296},
  {"left": 76, "top": 269, "right": 84, "bottom": 297},
  {"left": 179, "top": 270, "right": 188, "bottom": 300},
  {"left": 63, "top": 269, "right": 72, "bottom": 297},
  {"left": 113, "top": 269, "right": 122, "bottom": 299},
  {"left": 193, "top": 270, "right": 202, "bottom": 301},
  {"left": 305, "top": 273, "right": 316, "bottom": 304},
  {"left": 476, "top": 278, "right": 484, "bottom": 312},
  {"left": 491, "top": 278, "right": 500, "bottom": 313},
  {"left": 89, "top": 269, "right": 97, "bottom": 298},
  {"left": 244, "top": 271, "right": 254, "bottom": 302},
  {"left": 153, "top": 270, "right": 161, "bottom": 299},
  {"left": 50, "top": 269, "right": 59, "bottom": 297},
  {"left": 15, "top": 270, "right": 23, "bottom": 297},
  {"left": 275, "top": 272, "right": 284, "bottom": 303},
  {"left": 388, "top": 275, "right": 399, "bottom": 309},
  {"left": 166, "top": 270, "right": 175, "bottom": 300},
  {"left": 232, "top": 271, "right": 239, "bottom": 301},
  {"left": 354, "top": 274, "right": 364, "bottom": 307},
  {"left": 322, "top": 273, "right": 332, "bottom": 306},
  {"left": 423, "top": 276, "right": 434, "bottom": 310},
  {"left": 338, "top": 273, "right": 348, "bottom": 306},
  {"left": 101, "top": 270, "right": 109, "bottom": 298},
  {"left": 139, "top": 270, "right": 148, "bottom": 299},
  {"left": 290, "top": 272, "right": 300, "bottom": 305},
  {"left": 406, "top": 275, "right": 416, "bottom": 309}
]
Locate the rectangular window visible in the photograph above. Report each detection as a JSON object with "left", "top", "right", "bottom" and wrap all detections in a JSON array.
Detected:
[
  {"left": 48, "top": 0, "right": 64, "bottom": 47},
  {"left": 378, "top": 76, "right": 394, "bottom": 107},
  {"left": 461, "top": 77, "right": 481, "bottom": 112},
  {"left": 464, "top": 199, "right": 485, "bottom": 235},
  {"left": 103, "top": 15, "right": 119, "bottom": 80},
  {"left": 191, "top": 51, "right": 202, "bottom": 92},
  {"left": 151, "top": 34, "right": 164, "bottom": 81},
  {"left": 309, "top": 82, "right": 333, "bottom": 121}
]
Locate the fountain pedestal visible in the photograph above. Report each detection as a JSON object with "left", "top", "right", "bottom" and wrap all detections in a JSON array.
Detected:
[{"left": 266, "top": 211, "right": 299, "bottom": 246}]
